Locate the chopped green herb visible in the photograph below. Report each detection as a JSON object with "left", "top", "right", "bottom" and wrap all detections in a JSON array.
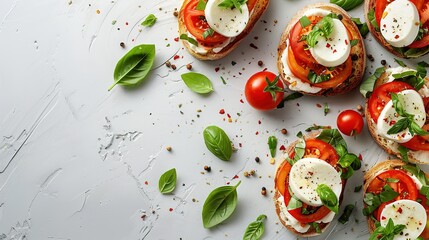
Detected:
[
  {"left": 180, "top": 34, "right": 198, "bottom": 46},
  {"left": 338, "top": 204, "right": 355, "bottom": 224},
  {"left": 299, "top": 16, "right": 311, "bottom": 28},
  {"left": 141, "top": 14, "right": 157, "bottom": 27}
]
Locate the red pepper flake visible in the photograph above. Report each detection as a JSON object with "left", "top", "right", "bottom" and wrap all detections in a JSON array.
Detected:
[
  {"left": 125, "top": 22, "right": 129, "bottom": 26},
  {"left": 132, "top": 39, "right": 135, "bottom": 42},
  {"left": 395, "top": 35, "right": 399, "bottom": 39},
  {"left": 174, "top": 37, "right": 179, "bottom": 42},
  {"left": 389, "top": 120, "right": 396, "bottom": 126},
  {"left": 226, "top": 182, "right": 230, "bottom": 185},
  {"left": 255, "top": 131, "right": 259, "bottom": 135},
  {"left": 333, "top": 49, "right": 337, "bottom": 53},
  {"left": 227, "top": 113, "right": 231, "bottom": 118},
  {"left": 316, "top": 103, "right": 322, "bottom": 108},
  {"left": 381, "top": 216, "right": 386, "bottom": 220},
  {"left": 263, "top": 67, "right": 267, "bottom": 71},
  {"left": 250, "top": 43, "right": 258, "bottom": 49},
  {"left": 239, "top": 143, "right": 242, "bottom": 147},
  {"left": 398, "top": 207, "right": 403, "bottom": 214},
  {"left": 232, "top": 175, "right": 239, "bottom": 179},
  {"left": 279, "top": 145, "right": 286, "bottom": 151},
  {"left": 173, "top": 55, "right": 180, "bottom": 60},
  {"left": 240, "top": 99, "right": 244, "bottom": 103},
  {"left": 359, "top": 154, "right": 363, "bottom": 161},
  {"left": 215, "top": 67, "right": 220, "bottom": 72},
  {"left": 326, "top": 43, "right": 331, "bottom": 48},
  {"left": 258, "top": 120, "right": 261, "bottom": 124},
  {"left": 345, "top": 39, "right": 348, "bottom": 45},
  {"left": 169, "top": 208, "right": 173, "bottom": 212},
  {"left": 144, "top": 181, "right": 148, "bottom": 185},
  {"left": 219, "top": 109, "right": 225, "bottom": 114}
]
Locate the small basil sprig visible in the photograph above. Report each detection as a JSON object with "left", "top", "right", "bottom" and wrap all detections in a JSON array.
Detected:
[
  {"left": 299, "top": 16, "right": 311, "bottom": 28},
  {"left": 392, "top": 62, "right": 429, "bottom": 90},
  {"left": 141, "top": 14, "right": 157, "bottom": 27},
  {"left": 203, "top": 126, "right": 233, "bottom": 161},
  {"left": 267, "top": 136, "right": 277, "bottom": 158},
  {"left": 367, "top": 8, "right": 379, "bottom": 31},
  {"left": 336, "top": 144, "right": 361, "bottom": 179},
  {"left": 179, "top": 34, "right": 198, "bottom": 46},
  {"left": 158, "top": 168, "right": 177, "bottom": 194},
  {"left": 308, "top": 70, "right": 331, "bottom": 84},
  {"left": 242, "top": 215, "right": 267, "bottom": 240},
  {"left": 195, "top": 0, "right": 207, "bottom": 10},
  {"left": 287, "top": 187, "right": 303, "bottom": 210},
  {"left": 306, "top": 16, "right": 334, "bottom": 48},
  {"left": 181, "top": 73, "right": 214, "bottom": 94},
  {"left": 338, "top": 204, "right": 355, "bottom": 224},
  {"left": 363, "top": 185, "right": 398, "bottom": 216},
  {"left": 109, "top": 44, "right": 156, "bottom": 91},
  {"left": 369, "top": 218, "right": 405, "bottom": 240},
  {"left": 276, "top": 92, "right": 303, "bottom": 109},
  {"left": 387, "top": 93, "right": 428, "bottom": 136},
  {"left": 359, "top": 67, "right": 385, "bottom": 97},
  {"left": 202, "top": 181, "right": 240, "bottom": 228},
  {"left": 305, "top": 125, "right": 330, "bottom": 132},
  {"left": 286, "top": 136, "right": 305, "bottom": 166},
  {"left": 351, "top": 17, "right": 369, "bottom": 37},
  {"left": 203, "top": 28, "right": 215, "bottom": 39},
  {"left": 330, "top": 0, "right": 363, "bottom": 10},
  {"left": 218, "top": 0, "right": 247, "bottom": 13},
  {"left": 316, "top": 129, "right": 347, "bottom": 147},
  {"left": 316, "top": 184, "right": 339, "bottom": 213}
]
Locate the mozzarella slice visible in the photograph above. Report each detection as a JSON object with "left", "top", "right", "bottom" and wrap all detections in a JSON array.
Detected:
[
  {"left": 377, "top": 89, "right": 426, "bottom": 143},
  {"left": 380, "top": 0, "right": 420, "bottom": 48},
  {"left": 309, "top": 19, "right": 351, "bottom": 67},
  {"left": 380, "top": 200, "right": 427, "bottom": 240},
  {"left": 289, "top": 158, "right": 342, "bottom": 207},
  {"left": 205, "top": 0, "right": 249, "bottom": 38}
]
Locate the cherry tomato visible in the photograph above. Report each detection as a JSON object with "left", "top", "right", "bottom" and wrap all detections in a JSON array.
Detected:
[
  {"left": 336, "top": 110, "right": 364, "bottom": 136},
  {"left": 368, "top": 81, "right": 414, "bottom": 123},
  {"left": 275, "top": 139, "right": 340, "bottom": 223},
  {"left": 244, "top": 71, "right": 284, "bottom": 110}
]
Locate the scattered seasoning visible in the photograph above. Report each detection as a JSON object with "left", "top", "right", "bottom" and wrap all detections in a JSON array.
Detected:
[
  {"left": 354, "top": 185, "right": 362, "bottom": 192},
  {"left": 244, "top": 171, "right": 249, "bottom": 177},
  {"left": 221, "top": 76, "right": 227, "bottom": 85},
  {"left": 120, "top": 42, "right": 125, "bottom": 48},
  {"left": 219, "top": 109, "right": 225, "bottom": 114},
  {"left": 231, "top": 61, "right": 237, "bottom": 66},
  {"left": 169, "top": 208, "right": 173, "bottom": 212},
  {"left": 204, "top": 165, "right": 211, "bottom": 172},
  {"left": 112, "top": 20, "right": 117, "bottom": 25},
  {"left": 261, "top": 187, "right": 267, "bottom": 196},
  {"left": 250, "top": 43, "right": 258, "bottom": 49},
  {"left": 249, "top": 170, "right": 255, "bottom": 176},
  {"left": 173, "top": 55, "right": 180, "bottom": 60},
  {"left": 324, "top": 103, "right": 329, "bottom": 116},
  {"left": 381, "top": 59, "right": 387, "bottom": 65},
  {"left": 367, "top": 54, "right": 374, "bottom": 62},
  {"left": 173, "top": 10, "right": 178, "bottom": 17},
  {"left": 281, "top": 128, "right": 287, "bottom": 134},
  {"left": 255, "top": 157, "right": 260, "bottom": 163},
  {"left": 165, "top": 61, "right": 171, "bottom": 68},
  {"left": 96, "top": 9, "right": 101, "bottom": 14},
  {"left": 356, "top": 105, "right": 363, "bottom": 112},
  {"left": 141, "top": 214, "right": 146, "bottom": 220},
  {"left": 186, "top": 63, "right": 192, "bottom": 70},
  {"left": 166, "top": 146, "right": 172, "bottom": 151},
  {"left": 171, "top": 64, "right": 177, "bottom": 70},
  {"left": 215, "top": 67, "right": 220, "bottom": 72},
  {"left": 351, "top": 54, "right": 359, "bottom": 61},
  {"left": 258, "top": 60, "right": 263, "bottom": 67},
  {"left": 270, "top": 158, "right": 275, "bottom": 165},
  {"left": 279, "top": 145, "right": 286, "bottom": 151}
]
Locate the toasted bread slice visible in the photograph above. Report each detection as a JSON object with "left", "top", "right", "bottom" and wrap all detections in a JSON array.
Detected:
[
  {"left": 364, "top": 0, "right": 429, "bottom": 59},
  {"left": 178, "top": 0, "right": 269, "bottom": 60},
  {"left": 277, "top": 3, "right": 366, "bottom": 96},
  {"left": 365, "top": 69, "right": 429, "bottom": 164}
]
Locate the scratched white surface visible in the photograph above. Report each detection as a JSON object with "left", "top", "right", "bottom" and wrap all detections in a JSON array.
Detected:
[{"left": 0, "top": 0, "right": 429, "bottom": 239}]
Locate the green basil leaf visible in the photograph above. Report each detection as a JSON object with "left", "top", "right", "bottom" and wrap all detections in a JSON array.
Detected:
[
  {"left": 350, "top": 39, "right": 359, "bottom": 47},
  {"left": 294, "top": 138, "right": 306, "bottom": 161},
  {"left": 324, "top": 103, "right": 329, "bottom": 116},
  {"left": 203, "top": 28, "right": 215, "bottom": 39},
  {"left": 386, "top": 178, "right": 399, "bottom": 183},
  {"left": 403, "top": 164, "right": 429, "bottom": 185},
  {"left": 299, "top": 16, "right": 311, "bottom": 28},
  {"left": 350, "top": 156, "right": 361, "bottom": 170},
  {"left": 335, "top": 144, "right": 347, "bottom": 157},
  {"left": 369, "top": 224, "right": 385, "bottom": 240},
  {"left": 307, "top": 70, "right": 331, "bottom": 83},
  {"left": 243, "top": 214, "right": 267, "bottom": 240},
  {"left": 180, "top": 34, "right": 198, "bottom": 46},
  {"left": 338, "top": 204, "right": 355, "bottom": 224},
  {"left": 380, "top": 185, "right": 399, "bottom": 202},
  {"left": 392, "top": 70, "right": 417, "bottom": 79},
  {"left": 394, "top": 58, "right": 406, "bottom": 67},
  {"left": 109, "top": 44, "right": 156, "bottom": 90},
  {"left": 310, "top": 222, "right": 322, "bottom": 233},
  {"left": 409, "top": 121, "right": 429, "bottom": 136},
  {"left": 141, "top": 14, "right": 157, "bottom": 27},
  {"left": 203, "top": 126, "right": 232, "bottom": 161},
  {"left": 330, "top": 0, "right": 363, "bottom": 10},
  {"left": 404, "top": 46, "right": 429, "bottom": 58},
  {"left": 181, "top": 72, "right": 214, "bottom": 94},
  {"left": 354, "top": 185, "right": 362, "bottom": 192},
  {"left": 341, "top": 166, "right": 354, "bottom": 179},
  {"left": 338, "top": 153, "right": 358, "bottom": 168},
  {"left": 287, "top": 195, "right": 303, "bottom": 210},
  {"left": 202, "top": 181, "right": 240, "bottom": 228},
  {"left": 317, "top": 129, "right": 347, "bottom": 148},
  {"left": 398, "top": 145, "right": 409, "bottom": 163},
  {"left": 387, "top": 118, "right": 410, "bottom": 135},
  {"left": 277, "top": 92, "right": 303, "bottom": 109},
  {"left": 367, "top": 8, "right": 379, "bottom": 31},
  {"left": 158, "top": 168, "right": 177, "bottom": 194},
  {"left": 420, "top": 186, "right": 429, "bottom": 205},
  {"left": 316, "top": 184, "right": 339, "bottom": 213},
  {"left": 392, "top": 222, "right": 406, "bottom": 235},
  {"left": 363, "top": 192, "right": 381, "bottom": 216},
  {"left": 196, "top": 0, "right": 207, "bottom": 10},
  {"left": 351, "top": 17, "right": 369, "bottom": 37},
  {"left": 359, "top": 67, "right": 385, "bottom": 97},
  {"left": 307, "top": 16, "right": 334, "bottom": 48},
  {"left": 268, "top": 136, "right": 277, "bottom": 158},
  {"left": 305, "top": 125, "right": 330, "bottom": 132}
]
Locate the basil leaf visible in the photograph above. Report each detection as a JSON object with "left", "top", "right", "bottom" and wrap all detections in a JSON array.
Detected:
[
  {"left": 218, "top": 0, "right": 247, "bottom": 13},
  {"left": 403, "top": 164, "right": 428, "bottom": 185},
  {"left": 316, "top": 184, "right": 339, "bottom": 213},
  {"left": 351, "top": 17, "right": 369, "bottom": 37},
  {"left": 310, "top": 222, "right": 322, "bottom": 233},
  {"left": 305, "top": 125, "right": 330, "bottom": 132},
  {"left": 307, "top": 16, "right": 334, "bottom": 48},
  {"left": 299, "top": 16, "right": 311, "bottom": 28},
  {"left": 394, "top": 58, "right": 406, "bottom": 67},
  {"left": 324, "top": 103, "right": 329, "bottom": 116},
  {"left": 203, "top": 28, "right": 215, "bottom": 39},
  {"left": 386, "top": 178, "right": 399, "bottom": 183},
  {"left": 287, "top": 195, "right": 303, "bottom": 210},
  {"left": 398, "top": 145, "right": 409, "bottom": 163},
  {"left": 367, "top": 8, "right": 379, "bottom": 31},
  {"left": 109, "top": 44, "right": 156, "bottom": 90},
  {"left": 158, "top": 168, "right": 177, "bottom": 194},
  {"left": 409, "top": 121, "right": 429, "bottom": 136},
  {"left": 317, "top": 129, "right": 347, "bottom": 148},
  {"left": 268, "top": 136, "right": 277, "bottom": 158},
  {"left": 341, "top": 166, "right": 354, "bottom": 179},
  {"left": 180, "top": 34, "right": 198, "bottom": 46},
  {"left": 196, "top": 0, "right": 207, "bottom": 10},
  {"left": 335, "top": 144, "right": 347, "bottom": 157},
  {"left": 359, "top": 67, "right": 385, "bottom": 97},
  {"left": 141, "top": 14, "right": 157, "bottom": 27},
  {"left": 387, "top": 117, "right": 410, "bottom": 134},
  {"left": 338, "top": 204, "right": 355, "bottom": 224},
  {"left": 420, "top": 186, "right": 429, "bottom": 205},
  {"left": 354, "top": 185, "right": 362, "bottom": 192},
  {"left": 338, "top": 153, "right": 358, "bottom": 168},
  {"left": 350, "top": 39, "right": 359, "bottom": 47},
  {"left": 243, "top": 214, "right": 267, "bottom": 240},
  {"left": 330, "top": 0, "right": 363, "bottom": 10},
  {"left": 277, "top": 92, "right": 303, "bottom": 109},
  {"left": 392, "top": 70, "right": 417, "bottom": 79},
  {"left": 363, "top": 192, "right": 381, "bottom": 216},
  {"left": 294, "top": 138, "right": 306, "bottom": 161},
  {"left": 404, "top": 46, "right": 429, "bottom": 58},
  {"left": 181, "top": 72, "right": 214, "bottom": 94},
  {"left": 380, "top": 185, "right": 399, "bottom": 202},
  {"left": 202, "top": 181, "right": 240, "bottom": 228},
  {"left": 203, "top": 126, "right": 232, "bottom": 161}
]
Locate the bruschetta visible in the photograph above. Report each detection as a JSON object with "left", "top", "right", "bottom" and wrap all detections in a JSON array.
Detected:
[
  {"left": 364, "top": 0, "right": 429, "bottom": 59},
  {"left": 361, "top": 63, "right": 429, "bottom": 164},
  {"left": 178, "top": 0, "right": 269, "bottom": 60},
  {"left": 277, "top": 3, "right": 366, "bottom": 96},
  {"left": 363, "top": 159, "right": 429, "bottom": 239},
  {"left": 274, "top": 129, "right": 361, "bottom": 236}
]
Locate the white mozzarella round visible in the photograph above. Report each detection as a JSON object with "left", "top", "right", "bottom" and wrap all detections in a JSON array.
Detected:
[
  {"left": 204, "top": 0, "right": 249, "bottom": 38},
  {"left": 309, "top": 19, "right": 351, "bottom": 67},
  {"left": 289, "top": 158, "right": 342, "bottom": 207},
  {"left": 380, "top": 200, "right": 427, "bottom": 240},
  {"left": 377, "top": 89, "right": 426, "bottom": 143},
  {"left": 380, "top": 0, "right": 420, "bottom": 48}
]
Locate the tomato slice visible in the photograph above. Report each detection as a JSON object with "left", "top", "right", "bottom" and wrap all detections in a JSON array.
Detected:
[
  {"left": 367, "top": 169, "right": 419, "bottom": 200},
  {"left": 275, "top": 139, "right": 340, "bottom": 223},
  {"left": 246, "top": 0, "right": 257, "bottom": 11},
  {"left": 289, "top": 16, "right": 321, "bottom": 66},
  {"left": 368, "top": 81, "right": 414, "bottom": 123},
  {"left": 287, "top": 47, "right": 353, "bottom": 89},
  {"left": 409, "top": 34, "right": 429, "bottom": 48},
  {"left": 401, "top": 135, "right": 429, "bottom": 151},
  {"left": 375, "top": 0, "right": 389, "bottom": 26}
]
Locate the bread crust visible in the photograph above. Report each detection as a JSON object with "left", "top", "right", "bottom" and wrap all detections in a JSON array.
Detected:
[
  {"left": 273, "top": 130, "right": 342, "bottom": 236},
  {"left": 178, "top": 0, "right": 269, "bottom": 60},
  {"left": 276, "top": 3, "right": 366, "bottom": 96},
  {"left": 363, "top": 159, "right": 429, "bottom": 233},
  {"left": 364, "top": 0, "right": 429, "bottom": 59},
  {"left": 365, "top": 70, "right": 429, "bottom": 164}
]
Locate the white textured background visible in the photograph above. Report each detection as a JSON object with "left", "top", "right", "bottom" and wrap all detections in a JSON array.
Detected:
[{"left": 0, "top": 0, "right": 428, "bottom": 239}]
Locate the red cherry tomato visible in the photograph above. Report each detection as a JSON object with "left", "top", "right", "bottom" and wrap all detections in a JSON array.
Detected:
[
  {"left": 244, "top": 71, "right": 284, "bottom": 110},
  {"left": 336, "top": 110, "right": 364, "bottom": 136}
]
